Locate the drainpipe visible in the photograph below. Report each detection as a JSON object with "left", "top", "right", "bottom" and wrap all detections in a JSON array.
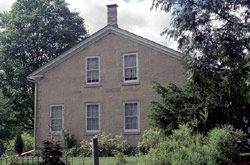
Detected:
[{"left": 34, "top": 81, "right": 38, "bottom": 150}]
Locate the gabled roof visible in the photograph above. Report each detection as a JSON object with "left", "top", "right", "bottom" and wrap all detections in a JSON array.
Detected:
[{"left": 28, "top": 25, "right": 182, "bottom": 81}]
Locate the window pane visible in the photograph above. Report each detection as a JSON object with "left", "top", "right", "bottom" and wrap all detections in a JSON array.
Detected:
[
  {"left": 51, "top": 119, "right": 62, "bottom": 132},
  {"left": 125, "top": 55, "right": 136, "bottom": 67},
  {"left": 51, "top": 106, "right": 62, "bottom": 118},
  {"left": 125, "top": 68, "right": 137, "bottom": 80},
  {"left": 87, "top": 58, "right": 98, "bottom": 70}
]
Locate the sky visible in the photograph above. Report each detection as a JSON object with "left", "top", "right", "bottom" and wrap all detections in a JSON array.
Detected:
[{"left": 0, "top": 0, "right": 178, "bottom": 50}]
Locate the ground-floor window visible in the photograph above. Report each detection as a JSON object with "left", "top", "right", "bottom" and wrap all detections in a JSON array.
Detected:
[
  {"left": 123, "top": 101, "right": 140, "bottom": 132},
  {"left": 86, "top": 103, "right": 100, "bottom": 132},
  {"left": 50, "top": 105, "right": 64, "bottom": 133}
]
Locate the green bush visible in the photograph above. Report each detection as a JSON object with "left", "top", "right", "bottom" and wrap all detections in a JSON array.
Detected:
[
  {"left": 114, "top": 152, "right": 127, "bottom": 165},
  {"left": 68, "top": 146, "right": 79, "bottom": 157},
  {"left": 14, "top": 133, "right": 24, "bottom": 155},
  {"left": 4, "top": 132, "right": 33, "bottom": 154},
  {"left": 80, "top": 132, "right": 132, "bottom": 157},
  {"left": 61, "top": 130, "right": 76, "bottom": 150},
  {"left": 137, "top": 129, "right": 162, "bottom": 154},
  {"left": 139, "top": 124, "right": 242, "bottom": 165}
]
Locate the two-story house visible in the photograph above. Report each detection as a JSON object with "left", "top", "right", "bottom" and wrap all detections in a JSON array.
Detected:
[{"left": 28, "top": 4, "right": 185, "bottom": 149}]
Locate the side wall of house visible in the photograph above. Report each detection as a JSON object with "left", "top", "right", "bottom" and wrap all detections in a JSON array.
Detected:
[{"left": 36, "top": 33, "right": 185, "bottom": 148}]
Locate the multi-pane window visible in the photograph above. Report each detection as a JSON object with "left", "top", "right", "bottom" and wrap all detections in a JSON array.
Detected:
[
  {"left": 86, "top": 57, "right": 100, "bottom": 84},
  {"left": 86, "top": 103, "right": 99, "bottom": 132},
  {"left": 50, "top": 105, "right": 64, "bottom": 132},
  {"left": 123, "top": 53, "right": 138, "bottom": 82},
  {"left": 124, "top": 102, "right": 139, "bottom": 131}
]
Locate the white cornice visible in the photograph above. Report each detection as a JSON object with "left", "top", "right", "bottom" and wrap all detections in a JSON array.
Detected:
[{"left": 27, "top": 25, "right": 182, "bottom": 81}]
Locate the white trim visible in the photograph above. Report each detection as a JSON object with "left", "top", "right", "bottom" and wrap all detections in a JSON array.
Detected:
[
  {"left": 85, "top": 56, "right": 100, "bottom": 85},
  {"left": 49, "top": 104, "right": 64, "bottom": 133},
  {"left": 85, "top": 103, "right": 100, "bottom": 133},
  {"left": 123, "top": 101, "right": 140, "bottom": 132},
  {"left": 27, "top": 25, "right": 182, "bottom": 81},
  {"left": 122, "top": 53, "right": 139, "bottom": 83}
]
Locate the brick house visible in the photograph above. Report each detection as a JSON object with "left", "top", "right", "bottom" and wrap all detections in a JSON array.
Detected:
[{"left": 28, "top": 4, "right": 185, "bottom": 149}]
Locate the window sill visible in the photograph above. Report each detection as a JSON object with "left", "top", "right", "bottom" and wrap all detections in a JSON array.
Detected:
[
  {"left": 122, "top": 82, "right": 140, "bottom": 86},
  {"left": 84, "top": 83, "right": 101, "bottom": 88},
  {"left": 84, "top": 131, "right": 100, "bottom": 136},
  {"left": 122, "top": 131, "right": 141, "bottom": 135},
  {"left": 48, "top": 132, "right": 61, "bottom": 136}
]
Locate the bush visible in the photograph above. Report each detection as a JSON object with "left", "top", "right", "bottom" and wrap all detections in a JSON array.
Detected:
[
  {"left": 68, "top": 146, "right": 79, "bottom": 157},
  {"left": 14, "top": 133, "right": 24, "bottom": 155},
  {"left": 7, "top": 155, "right": 19, "bottom": 165},
  {"left": 40, "top": 140, "right": 65, "bottom": 165},
  {"left": 80, "top": 132, "right": 132, "bottom": 157},
  {"left": 114, "top": 152, "right": 127, "bottom": 165},
  {"left": 139, "top": 124, "right": 242, "bottom": 165},
  {"left": 61, "top": 130, "right": 76, "bottom": 150},
  {"left": 21, "top": 132, "right": 34, "bottom": 152},
  {"left": 4, "top": 132, "right": 34, "bottom": 154},
  {"left": 137, "top": 129, "right": 162, "bottom": 154}
]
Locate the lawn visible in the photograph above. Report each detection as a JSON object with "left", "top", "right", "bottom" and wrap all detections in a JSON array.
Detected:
[{"left": 0, "top": 156, "right": 139, "bottom": 165}]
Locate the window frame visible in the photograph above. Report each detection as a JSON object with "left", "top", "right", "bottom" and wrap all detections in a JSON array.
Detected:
[
  {"left": 85, "top": 56, "right": 100, "bottom": 85},
  {"left": 123, "top": 101, "right": 140, "bottom": 132},
  {"left": 49, "top": 104, "right": 64, "bottom": 133},
  {"left": 122, "top": 53, "right": 139, "bottom": 83},
  {"left": 85, "top": 103, "right": 100, "bottom": 133}
]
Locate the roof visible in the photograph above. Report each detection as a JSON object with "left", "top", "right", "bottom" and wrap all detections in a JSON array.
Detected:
[{"left": 27, "top": 25, "right": 182, "bottom": 81}]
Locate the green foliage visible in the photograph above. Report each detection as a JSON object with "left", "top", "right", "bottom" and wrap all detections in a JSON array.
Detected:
[
  {"left": 6, "top": 155, "right": 19, "bottom": 165},
  {"left": 40, "top": 140, "right": 65, "bottom": 165},
  {"left": 151, "top": 0, "right": 250, "bottom": 149},
  {"left": 68, "top": 146, "right": 79, "bottom": 157},
  {"left": 14, "top": 133, "right": 24, "bottom": 155},
  {"left": 80, "top": 132, "right": 132, "bottom": 157},
  {"left": 61, "top": 130, "right": 76, "bottom": 150},
  {"left": 137, "top": 128, "right": 162, "bottom": 153},
  {"left": 0, "top": 0, "right": 88, "bottom": 130},
  {"left": 139, "top": 124, "right": 242, "bottom": 165},
  {"left": 114, "top": 152, "right": 127, "bottom": 165}
]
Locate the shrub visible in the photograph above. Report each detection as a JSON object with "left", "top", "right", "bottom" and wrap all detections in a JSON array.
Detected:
[
  {"left": 139, "top": 124, "right": 242, "bottom": 165},
  {"left": 14, "top": 133, "right": 24, "bottom": 155},
  {"left": 7, "top": 155, "right": 19, "bottom": 165},
  {"left": 80, "top": 132, "right": 132, "bottom": 157},
  {"left": 61, "top": 130, "right": 76, "bottom": 150},
  {"left": 137, "top": 129, "right": 162, "bottom": 154},
  {"left": 40, "top": 140, "right": 65, "bottom": 165},
  {"left": 68, "top": 146, "right": 79, "bottom": 157},
  {"left": 114, "top": 152, "right": 127, "bottom": 165},
  {"left": 21, "top": 132, "right": 34, "bottom": 152}
]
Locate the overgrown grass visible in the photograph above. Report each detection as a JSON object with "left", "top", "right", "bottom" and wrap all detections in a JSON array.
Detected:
[{"left": 0, "top": 156, "right": 139, "bottom": 165}]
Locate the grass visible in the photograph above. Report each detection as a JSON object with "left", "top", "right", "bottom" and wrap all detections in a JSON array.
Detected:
[{"left": 0, "top": 156, "right": 139, "bottom": 165}]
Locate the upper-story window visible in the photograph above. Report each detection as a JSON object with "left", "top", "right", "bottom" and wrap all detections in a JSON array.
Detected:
[
  {"left": 123, "top": 53, "right": 138, "bottom": 82},
  {"left": 50, "top": 105, "right": 64, "bottom": 133},
  {"left": 86, "top": 56, "right": 100, "bottom": 84}
]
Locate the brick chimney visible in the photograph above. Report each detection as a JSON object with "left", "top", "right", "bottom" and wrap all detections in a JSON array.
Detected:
[{"left": 106, "top": 4, "right": 118, "bottom": 27}]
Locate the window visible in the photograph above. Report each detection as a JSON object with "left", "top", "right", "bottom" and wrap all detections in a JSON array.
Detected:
[
  {"left": 50, "top": 105, "right": 64, "bottom": 133},
  {"left": 86, "top": 103, "right": 100, "bottom": 132},
  {"left": 123, "top": 53, "right": 138, "bottom": 82},
  {"left": 123, "top": 101, "right": 139, "bottom": 132},
  {"left": 86, "top": 57, "right": 100, "bottom": 84}
]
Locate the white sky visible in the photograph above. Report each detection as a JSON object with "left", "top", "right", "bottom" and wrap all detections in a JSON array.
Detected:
[{"left": 0, "top": 0, "right": 178, "bottom": 50}]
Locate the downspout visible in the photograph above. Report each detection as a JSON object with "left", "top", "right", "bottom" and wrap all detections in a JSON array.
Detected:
[{"left": 34, "top": 81, "right": 38, "bottom": 150}]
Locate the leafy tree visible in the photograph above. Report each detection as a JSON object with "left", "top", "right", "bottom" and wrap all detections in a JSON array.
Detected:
[
  {"left": 150, "top": 0, "right": 250, "bottom": 149},
  {"left": 0, "top": 0, "right": 88, "bottom": 130},
  {"left": 14, "top": 133, "right": 24, "bottom": 155}
]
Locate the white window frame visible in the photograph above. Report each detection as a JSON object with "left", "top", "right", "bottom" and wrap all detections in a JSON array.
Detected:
[
  {"left": 85, "top": 103, "right": 100, "bottom": 133},
  {"left": 123, "top": 101, "right": 140, "bottom": 132},
  {"left": 85, "top": 56, "right": 100, "bottom": 85},
  {"left": 122, "top": 53, "right": 139, "bottom": 83},
  {"left": 49, "top": 104, "right": 64, "bottom": 133}
]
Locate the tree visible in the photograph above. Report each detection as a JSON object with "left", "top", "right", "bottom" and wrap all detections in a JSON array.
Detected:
[
  {"left": 0, "top": 0, "right": 88, "bottom": 130},
  {"left": 150, "top": 0, "right": 250, "bottom": 148},
  {"left": 14, "top": 133, "right": 24, "bottom": 155}
]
